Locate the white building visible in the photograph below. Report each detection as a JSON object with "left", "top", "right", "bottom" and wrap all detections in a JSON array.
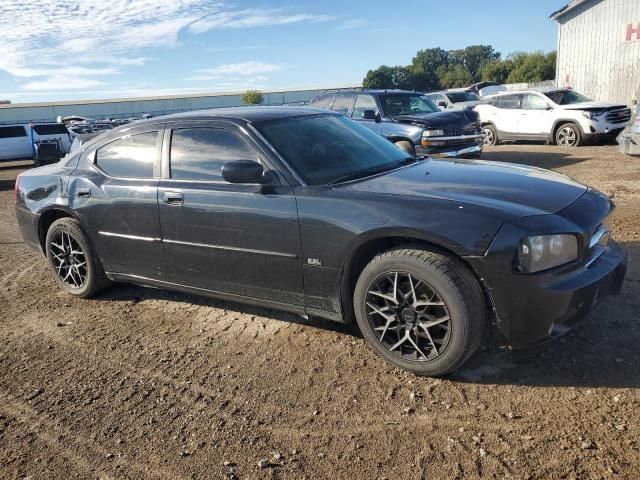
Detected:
[{"left": 551, "top": 0, "right": 640, "bottom": 105}]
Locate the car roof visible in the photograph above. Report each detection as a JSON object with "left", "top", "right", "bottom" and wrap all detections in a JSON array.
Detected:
[
  {"left": 316, "top": 89, "right": 421, "bottom": 96},
  {"left": 135, "top": 106, "right": 336, "bottom": 125},
  {"left": 486, "top": 88, "right": 567, "bottom": 97}
]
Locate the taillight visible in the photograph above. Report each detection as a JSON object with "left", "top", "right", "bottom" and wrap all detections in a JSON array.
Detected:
[{"left": 13, "top": 174, "right": 21, "bottom": 202}]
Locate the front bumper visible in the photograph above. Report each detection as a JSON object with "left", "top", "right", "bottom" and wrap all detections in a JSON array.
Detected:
[
  {"left": 467, "top": 189, "right": 627, "bottom": 349},
  {"left": 416, "top": 135, "right": 483, "bottom": 158}
]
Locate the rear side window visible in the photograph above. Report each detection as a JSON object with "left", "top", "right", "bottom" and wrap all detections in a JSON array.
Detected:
[
  {"left": 170, "top": 128, "right": 259, "bottom": 182},
  {"left": 0, "top": 126, "right": 27, "bottom": 138},
  {"left": 309, "top": 94, "right": 333, "bottom": 109},
  {"left": 495, "top": 95, "right": 521, "bottom": 109},
  {"left": 32, "top": 124, "right": 69, "bottom": 135},
  {"left": 330, "top": 94, "right": 354, "bottom": 115},
  {"left": 96, "top": 131, "right": 158, "bottom": 178}
]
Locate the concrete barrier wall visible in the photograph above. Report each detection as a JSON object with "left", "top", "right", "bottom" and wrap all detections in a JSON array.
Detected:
[{"left": 0, "top": 86, "right": 358, "bottom": 125}]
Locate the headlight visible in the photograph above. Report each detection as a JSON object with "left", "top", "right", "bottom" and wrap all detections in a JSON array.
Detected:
[
  {"left": 517, "top": 234, "right": 578, "bottom": 273},
  {"left": 582, "top": 111, "right": 604, "bottom": 120},
  {"left": 422, "top": 129, "right": 444, "bottom": 138}
]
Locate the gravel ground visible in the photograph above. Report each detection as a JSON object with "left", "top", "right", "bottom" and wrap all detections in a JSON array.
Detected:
[{"left": 0, "top": 144, "right": 639, "bottom": 479}]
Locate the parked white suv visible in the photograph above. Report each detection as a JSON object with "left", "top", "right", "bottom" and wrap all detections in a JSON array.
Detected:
[
  {"left": 0, "top": 123, "right": 71, "bottom": 164},
  {"left": 475, "top": 88, "right": 632, "bottom": 147}
]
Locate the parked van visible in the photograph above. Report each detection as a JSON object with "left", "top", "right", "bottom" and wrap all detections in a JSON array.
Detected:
[{"left": 0, "top": 123, "right": 71, "bottom": 164}]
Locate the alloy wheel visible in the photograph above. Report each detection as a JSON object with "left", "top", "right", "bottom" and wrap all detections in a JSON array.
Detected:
[
  {"left": 365, "top": 271, "right": 451, "bottom": 362},
  {"left": 482, "top": 127, "right": 495, "bottom": 146},
  {"left": 557, "top": 126, "right": 577, "bottom": 147},
  {"left": 49, "top": 231, "right": 87, "bottom": 289}
]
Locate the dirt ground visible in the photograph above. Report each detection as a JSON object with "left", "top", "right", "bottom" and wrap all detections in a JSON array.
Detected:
[{"left": 1, "top": 144, "right": 639, "bottom": 480}]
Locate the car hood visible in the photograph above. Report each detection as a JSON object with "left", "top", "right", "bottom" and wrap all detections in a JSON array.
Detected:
[
  {"left": 558, "top": 101, "right": 628, "bottom": 111},
  {"left": 340, "top": 158, "right": 587, "bottom": 218},
  {"left": 391, "top": 109, "right": 478, "bottom": 129}
]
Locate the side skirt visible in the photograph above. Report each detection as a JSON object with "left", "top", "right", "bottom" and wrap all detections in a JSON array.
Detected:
[{"left": 105, "top": 272, "right": 346, "bottom": 323}]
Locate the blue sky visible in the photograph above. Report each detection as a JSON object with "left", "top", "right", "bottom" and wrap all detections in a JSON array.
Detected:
[{"left": 0, "top": 0, "right": 562, "bottom": 103}]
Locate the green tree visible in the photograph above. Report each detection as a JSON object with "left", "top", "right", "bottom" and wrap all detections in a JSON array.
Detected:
[
  {"left": 458, "top": 45, "right": 501, "bottom": 82},
  {"left": 481, "top": 59, "right": 515, "bottom": 83},
  {"left": 241, "top": 90, "right": 264, "bottom": 105},
  {"left": 437, "top": 64, "right": 474, "bottom": 89},
  {"left": 505, "top": 51, "right": 556, "bottom": 83},
  {"left": 363, "top": 65, "right": 414, "bottom": 90},
  {"left": 410, "top": 47, "right": 449, "bottom": 91}
]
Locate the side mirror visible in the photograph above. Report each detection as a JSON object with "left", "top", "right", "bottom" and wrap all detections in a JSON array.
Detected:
[
  {"left": 222, "top": 160, "right": 265, "bottom": 184},
  {"left": 546, "top": 105, "right": 553, "bottom": 111},
  {"left": 438, "top": 101, "right": 448, "bottom": 108},
  {"left": 362, "top": 109, "right": 377, "bottom": 120}
]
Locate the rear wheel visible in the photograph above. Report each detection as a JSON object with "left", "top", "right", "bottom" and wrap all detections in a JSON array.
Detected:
[
  {"left": 481, "top": 124, "right": 498, "bottom": 146},
  {"left": 45, "top": 218, "right": 111, "bottom": 297},
  {"left": 394, "top": 140, "right": 416, "bottom": 156},
  {"left": 555, "top": 123, "right": 582, "bottom": 147},
  {"left": 353, "top": 248, "right": 485, "bottom": 376}
]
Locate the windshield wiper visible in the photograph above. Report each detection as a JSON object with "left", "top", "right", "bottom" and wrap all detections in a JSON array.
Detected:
[{"left": 328, "top": 157, "right": 420, "bottom": 185}]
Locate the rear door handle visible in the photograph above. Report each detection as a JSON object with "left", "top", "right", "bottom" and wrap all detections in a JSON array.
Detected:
[
  {"left": 77, "top": 188, "right": 91, "bottom": 198},
  {"left": 163, "top": 191, "right": 184, "bottom": 205}
]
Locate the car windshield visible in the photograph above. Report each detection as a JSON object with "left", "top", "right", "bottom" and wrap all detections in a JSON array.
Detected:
[
  {"left": 446, "top": 91, "right": 480, "bottom": 103},
  {"left": 544, "top": 90, "right": 592, "bottom": 105},
  {"left": 256, "top": 114, "right": 416, "bottom": 186},
  {"left": 378, "top": 94, "right": 439, "bottom": 116}
]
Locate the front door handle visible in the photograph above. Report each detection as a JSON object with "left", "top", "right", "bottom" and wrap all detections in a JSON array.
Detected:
[
  {"left": 163, "top": 191, "right": 184, "bottom": 205},
  {"left": 77, "top": 188, "right": 91, "bottom": 198}
]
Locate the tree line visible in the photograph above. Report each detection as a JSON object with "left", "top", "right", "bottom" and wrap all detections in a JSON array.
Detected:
[{"left": 362, "top": 45, "right": 556, "bottom": 92}]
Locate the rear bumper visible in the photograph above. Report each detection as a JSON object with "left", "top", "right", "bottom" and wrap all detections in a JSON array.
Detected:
[{"left": 15, "top": 205, "right": 42, "bottom": 254}]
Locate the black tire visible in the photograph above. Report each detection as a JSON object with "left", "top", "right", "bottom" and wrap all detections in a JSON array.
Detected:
[
  {"left": 481, "top": 124, "right": 498, "bottom": 146},
  {"left": 394, "top": 140, "right": 416, "bottom": 156},
  {"left": 353, "top": 248, "right": 485, "bottom": 376},
  {"left": 555, "top": 122, "right": 582, "bottom": 147},
  {"left": 45, "top": 218, "right": 111, "bottom": 298}
]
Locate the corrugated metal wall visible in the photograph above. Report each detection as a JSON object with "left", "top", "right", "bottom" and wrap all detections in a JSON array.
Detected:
[
  {"left": 555, "top": 0, "right": 640, "bottom": 105},
  {"left": 0, "top": 87, "right": 355, "bottom": 125}
]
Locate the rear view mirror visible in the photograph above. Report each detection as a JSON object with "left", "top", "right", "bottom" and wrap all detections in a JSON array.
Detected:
[{"left": 222, "top": 160, "right": 265, "bottom": 184}]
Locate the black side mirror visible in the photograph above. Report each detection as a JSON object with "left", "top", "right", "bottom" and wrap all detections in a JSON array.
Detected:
[
  {"left": 222, "top": 160, "right": 265, "bottom": 184},
  {"left": 362, "top": 109, "right": 377, "bottom": 120},
  {"left": 438, "top": 101, "right": 448, "bottom": 108}
]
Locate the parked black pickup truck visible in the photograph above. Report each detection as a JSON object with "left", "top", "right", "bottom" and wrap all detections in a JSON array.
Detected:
[{"left": 308, "top": 89, "right": 483, "bottom": 158}]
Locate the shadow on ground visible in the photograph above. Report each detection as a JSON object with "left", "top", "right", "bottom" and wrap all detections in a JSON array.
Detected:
[{"left": 482, "top": 147, "right": 590, "bottom": 170}]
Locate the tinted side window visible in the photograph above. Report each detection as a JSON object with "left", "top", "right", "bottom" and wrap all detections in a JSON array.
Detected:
[
  {"left": 170, "top": 128, "right": 259, "bottom": 182},
  {"left": 330, "top": 94, "right": 354, "bottom": 115},
  {"left": 0, "top": 126, "right": 27, "bottom": 138},
  {"left": 351, "top": 95, "right": 379, "bottom": 119},
  {"left": 32, "top": 124, "right": 69, "bottom": 135},
  {"left": 96, "top": 131, "right": 158, "bottom": 178},
  {"left": 309, "top": 94, "right": 333, "bottom": 109},
  {"left": 496, "top": 95, "right": 521, "bottom": 109}
]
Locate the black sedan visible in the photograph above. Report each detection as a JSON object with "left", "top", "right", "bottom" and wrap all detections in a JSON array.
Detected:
[{"left": 14, "top": 107, "right": 627, "bottom": 376}]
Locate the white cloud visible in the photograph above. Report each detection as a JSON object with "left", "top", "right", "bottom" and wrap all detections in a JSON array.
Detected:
[
  {"left": 189, "top": 61, "right": 283, "bottom": 81},
  {"left": 0, "top": 1, "right": 331, "bottom": 96},
  {"left": 22, "top": 77, "right": 107, "bottom": 91}
]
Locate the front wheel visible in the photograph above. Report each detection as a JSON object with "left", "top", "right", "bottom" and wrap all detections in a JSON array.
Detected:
[
  {"left": 555, "top": 123, "right": 582, "bottom": 147},
  {"left": 481, "top": 125, "right": 498, "bottom": 146},
  {"left": 394, "top": 140, "right": 416, "bottom": 156},
  {"left": 353, "top": 248, "right": 486, "bottom": 376},
  {"left": 45, "top": 218, "right": 111, "bottom": 298}
]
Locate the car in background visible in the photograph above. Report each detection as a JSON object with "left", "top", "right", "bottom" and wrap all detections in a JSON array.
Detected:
[
  {"left": 467, "top": 82, "right": 507, "bottom": 98},
  {"left": 424, "top": 89, "right": 483, "bottom": 111},
  {"left": 14, "top": 106, "right": 627, "bottom": 376},
  {"left": 476, "top": 88, "right": 632, "bottom": 147},
  {"left": 0, "top": 123, "right": 71, "bottom": 165},
  {"left": 309, "top": 89, "right": 483, "bottom": 158}
]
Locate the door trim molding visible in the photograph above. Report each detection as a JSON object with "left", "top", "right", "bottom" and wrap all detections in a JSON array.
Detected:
[
  {"left": 98, "top": 231, "right": 161, "bottom": 242},
  {"left": 162, "top": 238, "right": 298, "bottom": 258}
]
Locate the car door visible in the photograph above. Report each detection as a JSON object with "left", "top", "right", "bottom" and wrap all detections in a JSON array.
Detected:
[
  {"left": 518, "top": 93, "right": 554, "bottom": 136},
  {"left": 491, "top": 94, "right": 522, "bottom": 135},
  {"left": 157, "top": 121, "right": 304, "bottom": 306},
  {"left": 71, "top": 126, "right": 164, "bottom": 279},
  {"left": 350, "top": 94, "right": 382, "bottom": 134},
  {"left": 0, "top": 125, "right": 32, "bottom": 160}
]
